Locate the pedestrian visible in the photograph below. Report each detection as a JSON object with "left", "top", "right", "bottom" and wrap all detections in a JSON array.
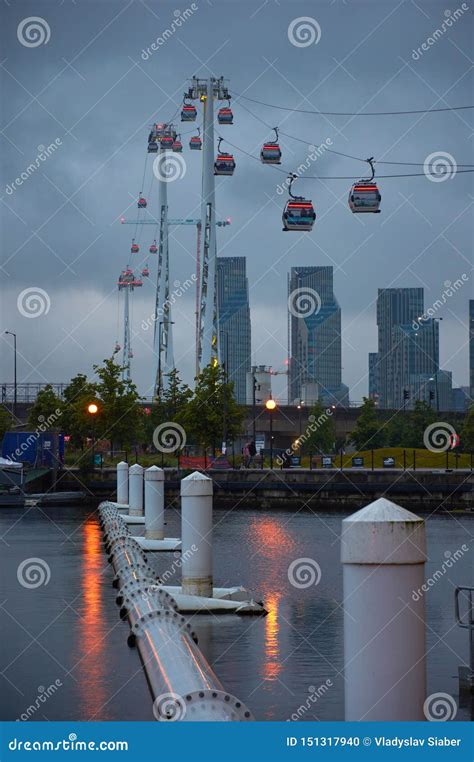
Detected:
[
  {"left": 242, "top": 443, "right": 250, "bottom": 468},
  {"left": 248, "top": 440, "right": 257, "bottom": 467}
]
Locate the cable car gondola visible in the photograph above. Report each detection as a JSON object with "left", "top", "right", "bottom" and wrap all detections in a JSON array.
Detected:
[
  {"left": 142, "top": 265, "right": 149, "bottom": 277},
  {"left": 147, "top": 140, "right": 158, "bottom": 153},
  {"left": 128, "top": 350, "right": 134, "bottom": 359},
  {"left": 189, "top": 128, "right": 202, "bottom": 151},
  {"left": 214, "top": 138, "right": 235, "bottom": 176},
  {"left": 181, "top": 101, "right": 197, "bottom": 122},
  {"left": 348, "top": 158, "right": 381, "bottom": 213},
  {"left": 261, "top": 127, "right": 282, "bottom": 164},
  {"left": 149, "top": 241, "right": 158, "bottom": 254},
  {"left": 137, "top": 195, "right": 147, "bottom": 208},
  {"left": 217, "top": 100, "right": 233, "bottom": 125},
  {"left": 131, "top": 240, "right": 139, "bottom": 253},
  {"left": 172, "top": 135, "right": 183, "bottom": 153},
  {"left": 160, "top": 134, "right": 174, "bottom": 149},
  {"left": 114, "top": 341, "right": 121, "bottom": 353},
  {"left": 282, "top": 174, "right": 316, "bottom": 232}
]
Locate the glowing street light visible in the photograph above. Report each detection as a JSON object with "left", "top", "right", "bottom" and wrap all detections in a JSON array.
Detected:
[
  {"left": 87, "top": 403, "right": 99, "bottom": 466},
  {"left": 265, "top": 397, "right": 277, "bottom": 468},
  {"left": 87, "top": 403, "right": 98, "bottom": 415}
]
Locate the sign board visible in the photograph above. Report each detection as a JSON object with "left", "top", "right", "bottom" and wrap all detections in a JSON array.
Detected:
[
  {"left": 383, "top": 457, "right": 395, "bottom": 468},
  {"left": 94, "top": 453, "right": 102, "bottom": 466},
  {"left": 352, "top": 457, "right": 364, "bottom": 467},
  {"left": 255, "top": 436, "right": 265, "bottom": 454},
  {"left": 322, "top": 456, "right": 333, "bottom": 468},
  {"left": 290, "top": 455, "right": 301, "bottom": 467}
]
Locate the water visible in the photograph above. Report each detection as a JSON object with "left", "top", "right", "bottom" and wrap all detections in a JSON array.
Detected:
[{"left": 0, "top": 504, "right": 472, "bottom": 721}]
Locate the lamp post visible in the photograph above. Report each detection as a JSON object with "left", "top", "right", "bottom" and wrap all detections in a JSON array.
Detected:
[
  {"left": 4, "top": 331, "right": 17, "bottom": 419},
  {"left": 297, "top": 399, "right": 304, "bottom": 435},
  {"left": 265, "top": 397, "right": 277, "bottom": 469},
  {"left": 87, "top": 402, "right": 99, "bottom": 466}
]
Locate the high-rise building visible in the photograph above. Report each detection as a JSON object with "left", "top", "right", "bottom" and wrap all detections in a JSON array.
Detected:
[
  {"left": 368, "top": 352, "right": 380, "bottom": 403},
  {"left": 288, "top": 266, "right": 348, "bottom": 407},
  {"left": 376, "top": 288, "right": 424, "bottom": 408},
  {"left": 390, "top": 321, "right": 439, "bottom": 409},
  {"left": 217, "top": 256, "right": 251, "bottom": 404},
  {"left": 470, "top": 300, "right": 474, "bottom": 401}
]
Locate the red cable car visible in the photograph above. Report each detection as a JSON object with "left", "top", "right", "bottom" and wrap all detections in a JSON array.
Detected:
[
  {"left": 114, "top": 342, "right": 121, "bottom": 353},
  {"left": 137, "top": 196, "right": 147, "bottom": 208},
  {"left": 261, "top": 128, "right": 282, "bottom": 164},
  {"left": 172, "top": 136, "right": 183, "bottom": 152},
  {"left": 131, "top": 240, "right": 139, "bottom": 253},
  {"left": 181, "top": 103, "right": 197, "bottom": 122},
  {"left": 160, "top": 135, "right": 174, "bottom": 149},
  {"left": 282, "top": 175, "right": 315, "bottom": 232},
  {"left": 214, "top": 138, "right": 235, "bottom": 176},
  {"left": 189, "top": 128, "right": 202, "bottom": 150},
  {"left": 142, "top": 265, "right": 149, "bottom": 277},
  {"left": 149, "top": 241, "right": 158, "bottom": 254},
  {"left": 218, "top": 101, "right": 233, "bottom": 125},
  {"left": 348, "top": 158, "right": 381, "bottom": 213}
]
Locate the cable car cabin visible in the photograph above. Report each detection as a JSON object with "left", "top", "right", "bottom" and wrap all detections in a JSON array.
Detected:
[
  {"left": 160, "top": 135, "right": 174, "bottom": 149},
  {"left": 128, "top": 350, "right": 134, "bottom": 359},
  {"left": 172, "top": 139, "right": 183, "bottom": 152},
  {"left": 114, "top": 342, "right": 121, "bottom": 352},
  {"left": 261, "top": 142, "right": 282, "bottom": 164},
  {"left": 181, "top": 104, "right": 197, "bottom": 122},
  {"left": 217, "top": 106, "right": 233, "bottom": 125},
  {"left": 214, "top": 153, "right": 235, "bottom": 176},
  {"left": 348, "top": 181, "right": 381, "bottom": 213},
  {"left": 282, "top": 199, "right": 316, "bottom": 231},
  {"left": 149, "top": 242, "right": 158, "bottom": 254},
  {"left": 148, "top": 141, "right": 158, "bottom": 153},
  {"left": 131, "top": 243, "right": 139, "bottom": 253},
  {"left": 142, "top": 266, "right": 149, "bottom": 277},
  {"left": 189, "top": 136, "right": 202, "bottom": 150},
  {"left": 137, "top": 197, "right": 147, "bottom": 208}
]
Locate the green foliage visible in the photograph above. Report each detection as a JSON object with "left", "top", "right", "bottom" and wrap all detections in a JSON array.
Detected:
[
  {"left": 406, "top": 400, "right": 437, "bottom": 448},
  {"left": 27, "top": 385, "right": 62, "bottom": 430},
  {"left": 461, "top": 403, "right": 474, "bottom": 452},
  {"left": 299, "top": 401, "right": 336, "bottom": 454},
  {"left": 351, "top": 397, "right": 386, "bottom": 450},
  {"left": 145, "top": 369, "right": 192, "bottom": 447},
  {"left": 92, "top": 358, "right": 144, "bottom": 448},
  {"left": 183, "top": 363, "right": 244, "bottom": 454},
  {"left": 0, "top": 405, "right": 13, "bottom": 442},
  {"left": 61, "top": 373, "right": 99, "bottom": 447}
]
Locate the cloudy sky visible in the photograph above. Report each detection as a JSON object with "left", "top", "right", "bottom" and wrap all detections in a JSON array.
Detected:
[{"left": 1, "top": 0, "right": 472, "bottom": 402}]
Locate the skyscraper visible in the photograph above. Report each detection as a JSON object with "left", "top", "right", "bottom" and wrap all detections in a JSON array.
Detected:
[
  {"left": 376, "top": 288, "right": 424, "bottom": 408},
  {"left": 470, "top": 300, "right": 474, "bottom": 401},
  {"left": 390, "top": 321, "right": 439, "bottom": 409},
  {"left": 288, "top": 266, "right": 348, "bottom": 407},
  {"left": 217, "top": 256, "right": 251, "bottom": 404},
  {"left": 368, "top": 352, "right": 380, "bottom": 403}
]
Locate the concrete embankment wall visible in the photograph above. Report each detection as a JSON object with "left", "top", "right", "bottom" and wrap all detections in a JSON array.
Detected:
[{"left": 61, "top": 467, "right": 473, "bottom": 512}]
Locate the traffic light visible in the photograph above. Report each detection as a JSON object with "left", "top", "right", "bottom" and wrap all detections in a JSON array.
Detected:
[
  {"left": 403, "top": 389, "right": 410, "bottom": 401},
  {"left": 429, "top": 390, "right": 435, "bottom": 401}
]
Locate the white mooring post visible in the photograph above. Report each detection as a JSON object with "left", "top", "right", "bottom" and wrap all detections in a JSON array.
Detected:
[
  {"left": 116, "top": 461, "right": 129, "bottom": 505},
  {"left": 144, "top": 466, "right": 165, "bottom": 539},
  {"left": 180, "top": 471, "right": 213, "bottom": 597},
  {"left": 128, "top": 464, "right": 144, "bottom": 516},
  {"left": 341, "top": 498, "right": 427, "bottom": 721}
]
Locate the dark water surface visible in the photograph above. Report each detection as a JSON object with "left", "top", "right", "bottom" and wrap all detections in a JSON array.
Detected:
[{"left": 0, "top": 504, "right": 472, "bottom": 721}]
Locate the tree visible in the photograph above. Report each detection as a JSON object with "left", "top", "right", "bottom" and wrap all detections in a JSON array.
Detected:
[
  {"left": 183, "top": 363, "right": 244, "bottom": 454},
  {"left": 145, "top": 369, "right": 193, "bottom": 447},
  {"left": 28, "top": 385, "right": 62, "bottom": 430},
  {"left": 351, "top": 397, "right": 386, "bottom": 450},
  {"left": 460, "top": 403, "right": 474, "bottom": 452},
  {"left": 61, "top": 373, "right": 99, "bottom": 447},
  {"left": 0, "top": 405, "right": 12, "bottom": 442},
  {"left": 407, "top": 400, "right": 437, "bottom": 449},
  {"left": 299, "top": 401, "right": 336, "bottom": 454},
  {"left": 92, "top": 358, "right": 144, "bottom": 449}
]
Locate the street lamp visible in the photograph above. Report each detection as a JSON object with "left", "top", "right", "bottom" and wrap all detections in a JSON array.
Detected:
[
  {"left": 87, "top": 402, "right": 99, "bottom": 466},
  {"left": 265, "top": 397, "right": 277, "bottom": 469},
  {"left": 297, "top": 398, "right": 304, "bottom": 435},
  {"left": 4, "top": 331, "right": 17, "bottom": 419}
]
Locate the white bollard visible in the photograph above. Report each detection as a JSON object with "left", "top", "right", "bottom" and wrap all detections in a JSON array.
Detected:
[
  {"left": 128, "top": 464, "right": 144, "bottom": 516},
  {"left": 180, "top": 471, "right": 213, "bottom": 598},
  {"left": 116, "top": 461, "right": 129, "bottom": 505},
  {"left": 145, "top": 466, "right": 165, "bottom": 539},
  {"left": 341, "top": 497, "right": 426, "bottom": 721}
]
